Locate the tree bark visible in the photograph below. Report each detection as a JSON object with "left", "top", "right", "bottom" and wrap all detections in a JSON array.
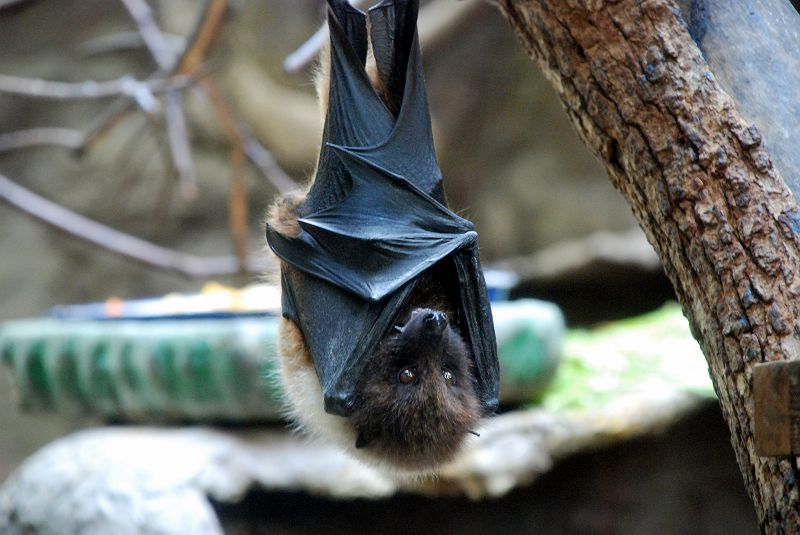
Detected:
[{"left": 494, "top": 0, "right": 800, "bottom": 531}]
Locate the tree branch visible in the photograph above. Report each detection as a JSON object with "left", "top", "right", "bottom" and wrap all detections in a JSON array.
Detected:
[
  {"left": 0, "top": 173, "right": 273, "bottom": 278},
  {"left": 244, "top": 136, "right": 299, "bottom": 194},
  {"left": 283, "top": 0, "right": 373, "bottom": 74},
  {"left": 495, "top": 0, "right": 800, "bottom": 529},
  {"left": 0, "top": 72, "right": 190, "bottom": 102},
  {"left": 174, "top": 0, "right": 227, "bottom": 75},
  {"left": 118, "top": 0, "right": 177, "bottom": 70},
  {"left": 0, "top": 128, "right": 84, "bottom": 152}
]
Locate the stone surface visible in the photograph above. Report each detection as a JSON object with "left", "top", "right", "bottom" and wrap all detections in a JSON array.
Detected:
[
  {"left": 0, "top": 389, "right": 709, "bottom": 533},
  {"left": 0, "top": 304, "right": 716, "bottom": 532}
]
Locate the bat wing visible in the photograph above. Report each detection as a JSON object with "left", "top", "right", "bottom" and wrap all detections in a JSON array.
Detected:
[{"left": 267, "top": 0, "right": 498, "bottom": 416}]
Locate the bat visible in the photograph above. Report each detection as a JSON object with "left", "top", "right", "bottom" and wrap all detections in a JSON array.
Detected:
[{"left": 266, "top": 0, "right": 499, "bottom": 472}]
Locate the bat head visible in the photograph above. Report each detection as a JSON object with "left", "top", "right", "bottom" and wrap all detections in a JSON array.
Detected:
[{"left": 349, "top": 306, "right": 481, "bottom": 471}]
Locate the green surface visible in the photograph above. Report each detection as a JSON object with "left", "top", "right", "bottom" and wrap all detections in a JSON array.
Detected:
[
  {"left": 0, "top": 302, "right": 713, "bottom": 423},
  {"left": 0, "top": 318, "right": 284, "bottom": 422},
  {"left": 539, "top": 304, "right": 715, "bottom": 411},
  {"left": 0, "top": 300, "right": 564, "bottom": 423}
]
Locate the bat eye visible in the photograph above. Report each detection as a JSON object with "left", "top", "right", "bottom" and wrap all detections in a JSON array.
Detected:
[
  {"left": 443, "top": 367, "right": 456, "bottom": 386},
  {"left": 398, "top": 367, "right": 416, "bottom": 384}
]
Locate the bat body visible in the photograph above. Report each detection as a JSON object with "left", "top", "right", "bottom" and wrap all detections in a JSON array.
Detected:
[{"left": 267, "top": 0, "right": 498, "bottom": 472}]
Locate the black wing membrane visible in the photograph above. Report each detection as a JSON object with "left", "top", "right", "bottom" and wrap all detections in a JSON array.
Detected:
[{"left": 267, "top": 0, "right": 499, "bottom": 417}]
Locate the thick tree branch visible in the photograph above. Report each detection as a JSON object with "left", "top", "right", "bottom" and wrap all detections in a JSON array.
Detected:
[{"left": 495, "top": 0, "right": 800, "bottom": 531}]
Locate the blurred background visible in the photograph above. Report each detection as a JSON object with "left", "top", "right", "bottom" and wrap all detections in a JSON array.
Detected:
[{"left": 0, "top": 0, "right": 756, "bottom": 532}]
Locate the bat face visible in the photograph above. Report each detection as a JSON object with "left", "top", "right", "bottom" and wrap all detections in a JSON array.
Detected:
[{"left": 350, "top": 307, "right": 481, "bottom": 471}]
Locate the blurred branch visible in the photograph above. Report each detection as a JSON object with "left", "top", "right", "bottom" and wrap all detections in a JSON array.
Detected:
[
  {"left": 79, "top": 31, "right": 185, "bottom": 58},
  {"left": 164, "top": 89, "right": 197, "bottom": 199},
  {"left": 119, "top": 0, "right": 207, "bottom": 200},
  {"left": 0, "top": 0, "right": 290, "bottom": 277},
  {"left": 79, "top": 1, "right": 225, "bottom": 154},
  {"left": 283, "top": 0, "right": 484, "bottom": 73},
  {"left": 0, "top": 72, "right": 190, "bottom": 103},
  {"left": 0, "top": 0, "right": 32, "bottom": 9},
  {"left": 0, "top": 128, "right": 84, "bottom": 151},
  {"left": 244, "top": 136, "right": 299, "bottom": 194},
  {"left": 118, "top": 0, "right": 252, "bottom": 267},
  {"left": 283, "top": 0, "right": 371, "bottom": 73},
  {"left": 0, "top": 173, "right": 273, "bottom": 277},
  {"left": 174, "top": 0, "right": 227, "bottom": 74},
  {"left": 78, "top": 97, "right": 138, "bottom": 155},
  {"left": 199, "top": 77, "right": 249, "bottom": 271},
  {"left": 119, "top": 0, "right": 178, "bottom": 69}
]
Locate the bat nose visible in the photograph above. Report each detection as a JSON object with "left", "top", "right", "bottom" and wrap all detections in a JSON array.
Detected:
[{"left": 422, "top": 310, "right": 447, "bottom": 333}]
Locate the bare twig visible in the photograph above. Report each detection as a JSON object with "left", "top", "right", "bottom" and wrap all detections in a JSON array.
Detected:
[
  {"left": 283, "top": 0, "right": 371, "bottom": 73},
  {"left": 244, "top": 136, "right": 299, "bottom": 194},
  {"left": 0, "top": 128, "right": 85, "bottom": 152},
  {"left": 78, "top": 98, "right": 137, "bottom": 155},
  {"left": 0, "top": 173, "right": 273, "bottom": 277},
  {"left": 108, "top": 120, "right": 160, "bottom": 213},
  {"left": 199, "top": 77, "right": 249, "bottom": 271},
  {"left": 119, "top": 0, "right": 177, "bottom": 70},
  {"left": 77, "top": 0, "right": 216, "bottom": 155},
  {"left": 174, "top": 0, "right": 227, "bottom": 75},
  {"left": 167, "top": 0, "right": 252, "bottom": 271},
  {"left": 120, "top": 0, "right": 199, "bottom": 197},
  {"left": 283, "top": 0, "right": 484, "bottom": 73},
  {"left": 0, "top": 0, "right": 32, "bottom": 9},
  {"left": 164, "top": 90, "right": 197, "bottom": 199},
  {"left": 0, "top": 72, "right": 189, "bottom": 103},
  {"left": 283, "top": 25, "right": 331, "bottom": 74},
  {"left": 1, "top": 0, "right": 265, "bottom": 276},
  {"left": 78, "top": 31, "right": 185, "bottom": 58}
]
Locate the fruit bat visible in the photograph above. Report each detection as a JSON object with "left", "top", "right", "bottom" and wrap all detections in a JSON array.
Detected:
[{"left": 266, "top": 0, "right": 499, "bottom": 472}]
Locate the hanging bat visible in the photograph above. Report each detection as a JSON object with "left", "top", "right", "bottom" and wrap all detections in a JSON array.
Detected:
[{"left": 267, "top": 0, "right": 499, "bottom": 472}]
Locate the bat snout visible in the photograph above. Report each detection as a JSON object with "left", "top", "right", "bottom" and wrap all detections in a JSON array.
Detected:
[
  {"left": 408, "top": 308, "right": 448, "bottom": 337},
  {"left": 422, "top": 310, "right": 447, "bottom": 332}
]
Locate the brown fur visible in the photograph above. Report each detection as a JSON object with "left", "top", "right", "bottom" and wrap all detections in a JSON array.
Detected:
[
  {"left": 267, "top": 192, "right": 307, "bottom": 239},
  {"left": 277, "top": 316, "right": 313, "bottom": 371},
  {"left": 276, "top": 317, "right": 357, "bottom": 447}
]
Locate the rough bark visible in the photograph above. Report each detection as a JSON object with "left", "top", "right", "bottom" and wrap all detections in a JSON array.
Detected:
[{"left": 494, "top": 0, "right": 800, "bottom": 531}]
